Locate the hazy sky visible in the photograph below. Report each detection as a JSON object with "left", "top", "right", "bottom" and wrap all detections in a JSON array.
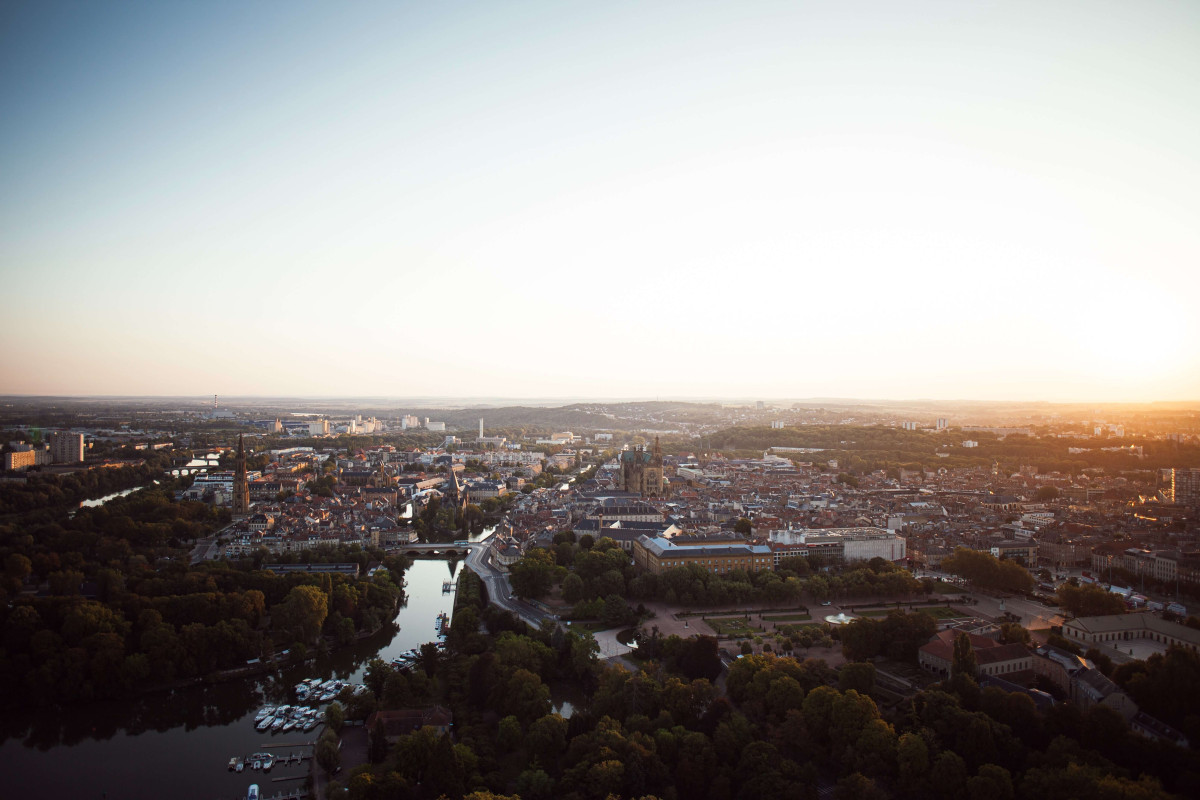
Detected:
[{"left": 2, "top": 1, "right": 1197, "bottom": 402}]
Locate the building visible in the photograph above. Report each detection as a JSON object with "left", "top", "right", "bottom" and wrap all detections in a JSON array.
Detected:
[
  {"left": 633, "top": 534, "right": 773, "bottom": 575},
  {"left": 1168, "top": 468, "right": 1200, "bottom": 506},
  {"left": 308, "top": 420, "right": 330, "bottom": 436},
  {"left": 620, "top": 438, "right": 664, "bottom": 497},
  {"left": 467, "top": 480, "right": 508, "bottom": 502},
  {"left": 918, "top": 629, "right": 1032, "bottom": 679},
  {"left": 767, "top": 527, "right": 906, "bottom": 566},
  {"left": 573, "top": 518, "right": 680, "bottom": 551},
  {"left": 990, "top": 541, "right": 1038, "bottom": 563},
  {"left": 48, "top": 431, "right": 85, "bottom": 463},
  {"left": 1061, "top": 612, "right": 1200, "bottom": 654},
  {"left": 232, "top": 435, "right": 250, "bottom": 516},
  {"left": 3, "top": 448, "right": 50, "bottom": 471},
  {"left": 263, "top": 562, "right": 361, "bottom": 577},
  {"left": 366, "top": 706, "right": 453, "bottom": 743}
]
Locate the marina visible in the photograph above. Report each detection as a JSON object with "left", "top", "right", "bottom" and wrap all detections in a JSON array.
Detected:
[{"left": 0, "top": 555, "right": 475, "bottom": 800}]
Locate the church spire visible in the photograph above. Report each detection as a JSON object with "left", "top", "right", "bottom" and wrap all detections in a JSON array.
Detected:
[{"left": 232, "top": 434, "right": 250, "bottom": 515}]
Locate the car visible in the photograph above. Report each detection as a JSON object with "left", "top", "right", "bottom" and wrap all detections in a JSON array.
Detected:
[{"left": 820, "top": 601, "right": 832, "bottom": 606}]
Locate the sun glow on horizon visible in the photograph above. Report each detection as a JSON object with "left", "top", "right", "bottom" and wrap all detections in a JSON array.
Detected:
[{"left": 1, "top": 1, "right": 1197, "bottom": 401}]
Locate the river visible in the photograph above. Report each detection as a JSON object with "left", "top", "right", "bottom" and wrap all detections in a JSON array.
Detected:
[{"left": 0, "top": 555, "right": 472, "bottom": 800}]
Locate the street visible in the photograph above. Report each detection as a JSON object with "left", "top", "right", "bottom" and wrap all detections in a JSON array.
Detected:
[{"left": 463, "top": 541, "right": 548, "bottom": 630}]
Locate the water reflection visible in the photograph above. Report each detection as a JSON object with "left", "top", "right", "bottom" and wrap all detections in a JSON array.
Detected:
[{"left": 0, "top": 559, "right": 461, "bottom": 800}]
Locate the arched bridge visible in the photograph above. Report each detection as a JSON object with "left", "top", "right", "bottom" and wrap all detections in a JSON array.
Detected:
[{"left": 399, "top": 541, "right": 480, "bottom": 557}]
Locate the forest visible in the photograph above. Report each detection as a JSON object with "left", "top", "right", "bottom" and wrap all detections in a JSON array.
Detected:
[
  {"left": 324, "top": 573, "right": 1200, "bottom": 800},
  {"left": 0, "top": 484, "right": 406, "bottom": 707},
  {"left": 703, "top": 425, "right": 1200, "bottom": 475}
]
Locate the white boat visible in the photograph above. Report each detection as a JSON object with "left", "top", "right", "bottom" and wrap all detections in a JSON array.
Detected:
[
  {"left": 263, "top": 755, "right": 275, "bottom": 772},
  {"left": 251, "top": 760, "right": 262, "bottom": 771},
  {"left": 282, "top": 719, "right": 297, "bottom": 732},
  {"left": 270, "top": 717, "right": 285, "bottom": 731},
  {"left": 255, "top": 706, "right": 275, "bottom": 721},
  {"left": 248, "top": 784, "right": 260, "bottom": 800},
  {"left": 235, "top": 761, "right": 244, "bottom": 773},
  {"left": 256, "top": 717, "right": 273, "bottom": 732},
  {"left": 303, "top": 717, "right": 318, "bottom": 732},
  {"left": 228, "top": 757, "right": 239, "bottom": 771}
]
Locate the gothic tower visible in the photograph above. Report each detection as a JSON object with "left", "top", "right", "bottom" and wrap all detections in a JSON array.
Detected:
[{"left": 232, "top": 434, "right": 250, "bottom": 515}]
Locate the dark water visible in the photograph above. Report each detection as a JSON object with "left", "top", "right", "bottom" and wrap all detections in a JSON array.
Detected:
[{"left": 0, "top": 558, "right": 466, "bottom": 800}]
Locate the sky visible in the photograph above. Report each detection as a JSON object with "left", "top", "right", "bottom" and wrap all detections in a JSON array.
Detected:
[{"left": 1, "top": 0, "right": 1198, "bottom": 402}]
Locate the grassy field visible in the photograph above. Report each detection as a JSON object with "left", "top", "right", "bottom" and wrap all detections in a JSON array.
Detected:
[
  {"left": 914, "top": 606, "right": 968, "bottom": 619},
  {"left": 705, "top": 617, "right": 760, "bottom": 637},
  {"left": 856, "top": 606, "right": 967, "bottom": 619},
  {"left": 762, "top": 613, "right": 812, "bottom": 622},
  {"left": 925, "top": 580, "right": 966, "bottom": 593}
]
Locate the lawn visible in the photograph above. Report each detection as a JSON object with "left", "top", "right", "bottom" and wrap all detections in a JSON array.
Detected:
[
  {"left": 762, "top": 613, "right": 812, "bottom": 622},
  {"left": 914, "top": 606, "right": 968, "bottom": 619},
  {"left": 705, "top": 617, "right": 760, "bottom": 637},
  {"left": 925, "top": 580, "right": 966, "bottom": 594},
  {"left": 855, "top": 606, "right": 967, "bottom": 619}
]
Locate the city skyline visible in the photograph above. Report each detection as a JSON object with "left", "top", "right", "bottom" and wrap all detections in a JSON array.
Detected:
[{"left": 2, "top": 1, "right": 1198, "bottom": 402}]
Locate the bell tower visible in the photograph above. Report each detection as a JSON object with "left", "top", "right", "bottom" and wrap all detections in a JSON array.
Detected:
[{"left": 232, "top": 434, "right": 250, "bottom": 515}]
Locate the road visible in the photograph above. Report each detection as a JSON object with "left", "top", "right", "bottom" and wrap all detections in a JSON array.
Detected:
[
  {"left": 962, "top": 591, "right": 1065, "bottom": 629},
  {"left": 463, "top": 541, "right": 550, "bottom": 630},
  {"left": 189, "top": 526, "right": 232, "bottom": 564}
]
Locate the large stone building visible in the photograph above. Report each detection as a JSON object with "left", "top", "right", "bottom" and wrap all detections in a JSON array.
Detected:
[
  {"left": 621, "top": 438, "right": 664, "bottom": 497},
  {"left": 633, "top": 534, "right": 773, "bottom": 575},
  {"left": 918, "top": 630, "right": 1032, "bottom": 679},
  {"left": 1061, "top": 612, "right": 1200, "bottom": 654}
]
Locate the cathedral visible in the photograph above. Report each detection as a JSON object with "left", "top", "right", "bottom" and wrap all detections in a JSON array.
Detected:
[{"left": 620, "top": 437, "right": 664, "bottom": 497}]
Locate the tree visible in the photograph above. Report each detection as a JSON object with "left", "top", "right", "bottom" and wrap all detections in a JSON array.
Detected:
[
  {"left": 997, "top": 623, "right": 1030, "bottom": 645},
  {"left": 734, "top": 517, "right": 753, "bottom": 535},
  {"left": 562, "top": 573, "right": 585, "bottom": 604},
  {"left": 368, "top": 717, "right": 389, "bottom": 763},
  {"left": 326, "top": 701, "right": 345, "bottom": 733},
  {"left": 1056, "top": 583, "right": 1126, "bottom": 617},
  {"left": 275, "top": 584, "right": 329, "bottom": 642},
  {"left": 316, "top": 728, "right": 341, "bottom": 775},
  {"left": 509, "top": 549, "right": 559, "bottom": 599},
  {"left": 601, "top": 594, "right": 631, "bottom": 628},
  {"left": 967, "top": 764, "right": 1014, "bottom": 800},
  {"left": 952, "top": 632, "right": 977, "bottom": 677},
  {"left": 840, "top": 662, "right": 876, "bottom": 694},
  {"left": 1035, "top": 486, "right": 1060, "bottom": 501},
  {"left": 930, "top": 751, "right": 968, "bottom": 800}
]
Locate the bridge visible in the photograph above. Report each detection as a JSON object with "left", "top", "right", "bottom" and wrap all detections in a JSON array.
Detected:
[{"left": 397, "top": 541, "right": 480, "bottom": 557}]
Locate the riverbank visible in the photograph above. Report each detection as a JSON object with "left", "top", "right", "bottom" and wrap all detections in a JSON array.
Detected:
[{"left": 0, "top": 558, "right": 462, "bottom": 800}]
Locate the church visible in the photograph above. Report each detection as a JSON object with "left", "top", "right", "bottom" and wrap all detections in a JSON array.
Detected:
[{"left": 620, "top": 437, "right": 665, "bottom": 497}]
